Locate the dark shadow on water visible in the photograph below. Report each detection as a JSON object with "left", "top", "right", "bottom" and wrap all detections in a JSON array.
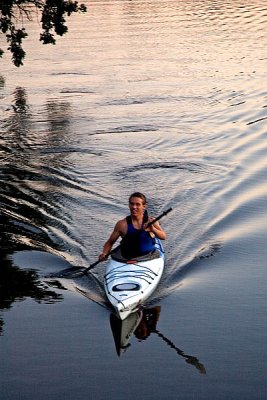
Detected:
[
  {"left": 0, "top": 251, "right": 206, "bottom": 376},
  {"left": 110, "top": 307, "right": 206, "bottom": 375},
  {"left": 45, "top": 271, "right": 108, "bottom": 310},
  {"left": 154, "top": 329, "right": 206, "bottom": 375},
  {"left": 0, "top": 75, "right": 5, "bottom": 88},
  {"left": 0, "top": 86, "right": 80, "bottom": 260},
  {"left": 43, "top": 267, "right": 206, "bottom": 375},
  {"left": 0, "top": 252, "right": 63, "bottom": 335}
]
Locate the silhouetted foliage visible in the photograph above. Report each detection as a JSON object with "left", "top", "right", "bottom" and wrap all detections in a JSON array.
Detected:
[
  {"left": 0, "top": 1, "right": 87, "bottom": 66},
  {"left": 0, "top": 254, "right": 63, "bottom": 334},
  {"left": 0, "top": 262, "right": 63, "bottom": 310}
]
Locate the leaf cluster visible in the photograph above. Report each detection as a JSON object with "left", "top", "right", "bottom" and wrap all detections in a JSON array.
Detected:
[{"left": 0, "top": 1, "right": 87, "bottom": 67}]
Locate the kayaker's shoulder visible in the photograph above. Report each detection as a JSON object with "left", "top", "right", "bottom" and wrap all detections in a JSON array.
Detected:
[{"left": 114, "top": 217, "right": 128, "bottom": 235}]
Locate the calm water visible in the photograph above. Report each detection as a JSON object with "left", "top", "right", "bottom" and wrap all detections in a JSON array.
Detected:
[{"left": 1, "top": 1, "right": 267, "bottom": 399}]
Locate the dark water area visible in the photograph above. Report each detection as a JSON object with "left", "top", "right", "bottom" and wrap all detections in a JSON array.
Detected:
[{"left": 1, "top": 1, "right": 267, "bottom": 399}]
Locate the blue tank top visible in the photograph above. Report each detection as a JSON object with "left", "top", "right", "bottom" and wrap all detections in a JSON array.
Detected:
[{"left": 120, "top": 216, "right": 155, "bottom": 259}]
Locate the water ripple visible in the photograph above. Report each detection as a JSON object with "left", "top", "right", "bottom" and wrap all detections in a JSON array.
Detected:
[{"left": 0, "top": 0, "right": 267, "bottom": 311}]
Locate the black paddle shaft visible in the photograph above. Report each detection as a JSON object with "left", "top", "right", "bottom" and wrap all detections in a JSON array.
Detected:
[{"left": 85, "top": 207, "right": 172, "bottom": 273}]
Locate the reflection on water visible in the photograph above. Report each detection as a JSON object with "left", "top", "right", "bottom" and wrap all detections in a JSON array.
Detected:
[
  {"left": 0, "top": 86, "right": 85, "bottom": 262},
  {"left": 44, "top": 274, "right": 206, "bottom": 374},
  {"left": 0, "top": 1, "right": 267, "bottom": 397},
  {"left": 12, "top": 87, "right": 30, "bottom": 114},
  {"left": 154, "top": 329, "right": 206, "bottom": 375},
  {"left": 45, "top": 269, "right": 108, "bottom": 308},
  {"left": 134, "top": 306, "right": 162, "bottom": 341},
  {"left": 110, "top": 307, "right": 206, "bottom": 374},
  {"left": 0, "top": 252, "right": 62, "bottom": 335},
  {"left": 110, "top": 309, "right": 143, "bottom": 356},
  {"left": 0, "top": 0, "right": 266, "bottom": 309}
]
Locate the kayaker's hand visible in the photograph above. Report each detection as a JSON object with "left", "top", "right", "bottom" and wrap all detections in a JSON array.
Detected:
[
  {"left": 143, "top": 217, "right": 166, "bottom": 240},
  {"left": 143, "top": 217, "right": 155, "bottom": 231},
  {"left": 99, "top": 252, "right": 108, "bottom": 261}
]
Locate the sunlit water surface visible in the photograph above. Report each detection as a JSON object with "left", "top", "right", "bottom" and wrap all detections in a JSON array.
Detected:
[{"left": 1, "top": 1, "right": 267, "bottom": 399}]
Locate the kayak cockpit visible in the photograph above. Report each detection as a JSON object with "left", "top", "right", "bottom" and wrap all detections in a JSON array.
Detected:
[{"left": 112, "top": 283, "right": 141, "bottom": 292}]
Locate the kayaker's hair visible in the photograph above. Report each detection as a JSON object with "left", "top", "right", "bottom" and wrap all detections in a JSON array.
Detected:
[{"left": 129, "top": 192, "right": 147, "bottom": 205}]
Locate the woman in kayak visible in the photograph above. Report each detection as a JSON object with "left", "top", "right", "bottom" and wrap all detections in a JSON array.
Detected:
[{"left": 99, "top": 192, "right": 166, "bottom": 261}]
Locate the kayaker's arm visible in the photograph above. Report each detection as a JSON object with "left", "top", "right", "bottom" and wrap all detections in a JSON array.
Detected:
[{"left": 99, "top": 219, "right": 126, "bottom": 261}]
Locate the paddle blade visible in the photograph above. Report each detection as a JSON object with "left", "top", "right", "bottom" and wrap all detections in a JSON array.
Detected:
[{"left": 45, "top": 266, "right": 86, "bottom": 278}]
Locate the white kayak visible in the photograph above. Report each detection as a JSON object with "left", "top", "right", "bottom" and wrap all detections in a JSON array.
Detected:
[{"left": 104, "top": 238, "right": 165, "bottom": 320}]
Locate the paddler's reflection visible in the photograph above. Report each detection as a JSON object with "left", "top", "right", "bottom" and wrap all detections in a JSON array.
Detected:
[
  {"left": 110, "top": 306, "right": 206, "bottom": 374},
  {"left": 110, "top": 307, "right": 161, "bottom": 356},
  {"left": 134, "top": 306, "right": 161, "bottom": 341}
]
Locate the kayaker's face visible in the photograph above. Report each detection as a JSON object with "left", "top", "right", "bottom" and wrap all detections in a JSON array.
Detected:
[{"left": 129, "top": 197, "right": 146, "bottom": 217}]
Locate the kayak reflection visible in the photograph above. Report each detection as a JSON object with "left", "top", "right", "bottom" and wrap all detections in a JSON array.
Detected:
[
  {"left": 110, "top": 306, "right": 206, "bottom": 375},
  {"left": 110, "top": 310, "right": 143, "bottom": 356}
]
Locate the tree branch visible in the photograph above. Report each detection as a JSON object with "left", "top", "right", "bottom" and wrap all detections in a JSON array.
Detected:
[{"left": 0, "top": 0, "right": 87, "bottom": 67}]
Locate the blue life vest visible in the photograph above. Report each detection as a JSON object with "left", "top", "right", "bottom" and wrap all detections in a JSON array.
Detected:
[{"left": 120, "top": 215, "right": 155, "bottom": 259}]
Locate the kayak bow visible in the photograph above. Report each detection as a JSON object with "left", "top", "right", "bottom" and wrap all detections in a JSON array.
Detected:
[{"left": 104, "top": 238, "right": 164, "bottom": 320}]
